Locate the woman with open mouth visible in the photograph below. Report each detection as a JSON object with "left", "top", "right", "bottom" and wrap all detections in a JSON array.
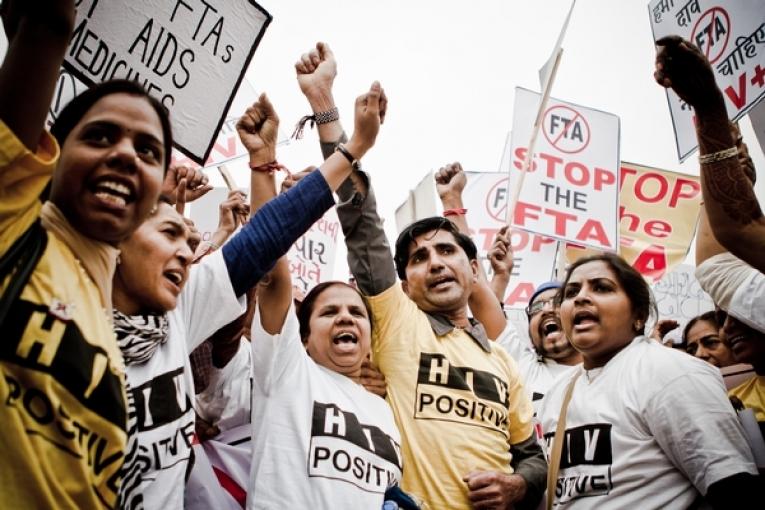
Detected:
[
  {"left": 0, "top": 2, "right": 174, "bottom": 507},
  {"left": 538, "top": 253, "right": 758, "bottom": 509},
  {"left": 110, "top": 82, "right": 388, "bottom": 508}
]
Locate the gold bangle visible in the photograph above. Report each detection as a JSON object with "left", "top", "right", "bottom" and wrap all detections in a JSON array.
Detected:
[{"left": 698, "top": 147, "right": 738, "bottom": 164}]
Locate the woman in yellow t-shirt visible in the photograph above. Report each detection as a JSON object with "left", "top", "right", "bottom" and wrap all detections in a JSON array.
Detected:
[{"left": 0, "top": 1, "right": 173, "bottom": 507}]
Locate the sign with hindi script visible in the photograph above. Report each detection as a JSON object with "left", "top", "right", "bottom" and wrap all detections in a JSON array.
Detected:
[{"left": 649, "top": 0, "right": 765, "bottom": 161}]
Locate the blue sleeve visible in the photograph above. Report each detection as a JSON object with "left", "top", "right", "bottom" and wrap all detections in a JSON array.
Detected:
[{"left": 222, "top": 169, "right": 335, "bottom": 296}]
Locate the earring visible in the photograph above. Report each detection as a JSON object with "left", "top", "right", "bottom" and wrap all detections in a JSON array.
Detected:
[
  {"left": 634, "top": 320, "right": 643, "bottom": 332},
  {"left": 116, "top": 254, "right": 121, "bottom": 265}
]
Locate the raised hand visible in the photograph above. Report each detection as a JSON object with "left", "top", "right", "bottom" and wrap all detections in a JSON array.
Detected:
[
  {"left": 295, "top": 42, "right": 337, "bottom": 107},
  {"left": 280, "top": 166, "right": 316, "bottom": 194},
  {"left": 162, "top": 164, "right": 212, "bottom": 206},
  {"left": 217, "top": 189, "right": 250, "bottom": 235},
  {"left": 435, "top": 162, "right": 467, "bottom": 205},
  {"left": 345, "top": 81, "right": 387, "bottom": 159},
  {"left": 654, "top": 35, "right": 723, "bottom": 114},
  {"left": 236, "top": 93, "right": 279, "bottom": 164},
  {"left": 489, "top": 226, "right": 513, "bottom": 277}
]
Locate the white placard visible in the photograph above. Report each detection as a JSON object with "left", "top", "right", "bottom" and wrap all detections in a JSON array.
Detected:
[
  {"left": 64, "top": 0, "right": 271, "bottom": 165},
  {"left": 649, "top": 0, "right": 765, "bottom": 161},
  {"left": 508, "top": 87, "right": 621, "bottom": 251},
  {"left": 463, "top": 172, "right": 558, "bottom": 307}
]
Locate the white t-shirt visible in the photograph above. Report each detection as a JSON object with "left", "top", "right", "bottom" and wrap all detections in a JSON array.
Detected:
[
  {"left": 496, "top": 322, "right": 578, "bottom": 413},
  {"left": 538, "top": 336, "right": 757, "bottom": 510},
  {"left": 696, "top": 252, "right": 765, "bottom": 333},
  {"left": 125, "top": 251, "right": 245, "bottom": 510},
  {"left": 248, "top": 305, "right": 403, "bottom": 509},
  {"left": 196, "top": 337, "right": 253, "bottom": 433}
]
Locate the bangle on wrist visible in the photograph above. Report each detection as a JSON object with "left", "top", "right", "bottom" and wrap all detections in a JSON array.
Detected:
[
  {"left": 335, "top": 143, "right": 361, "bottom": 171},
  {"left": 443, "top": 208, "right": 467, "bottom": 217},
  {"left": 291, "top": 107, "right": 339, "bottom": 140},
  {"left": 206, "top": 240, "right": 220, "bottom": 250},
  {"left": 250, "top": 160, "right": 292, "bottom": 177},
  {"left": 698, "top": 147, "right": 738, "bottom": 164}
]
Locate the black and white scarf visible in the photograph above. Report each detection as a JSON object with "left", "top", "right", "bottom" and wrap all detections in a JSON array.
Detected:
[
  {"left": 113, "top": 310, "right": 169, "bottom": 365},
  {"left": 112, "top": 309, "right": 169, "bottom": 509}
]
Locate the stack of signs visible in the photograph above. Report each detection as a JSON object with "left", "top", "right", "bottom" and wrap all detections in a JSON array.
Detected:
[
  {"left": 649, "top": 0, "right": 765, "bottom": 161},
  {"left": 462, "top": 172, "right": 558, "bottom": 308},
  {"left": 63, "top": 0, "right": 271, "bottom": 165},
  {"left": 566, "top": 162, "right": 702, "bottom": 282},
  {"left": 508, "top": 87, "right": 621, "bottom": 252}
]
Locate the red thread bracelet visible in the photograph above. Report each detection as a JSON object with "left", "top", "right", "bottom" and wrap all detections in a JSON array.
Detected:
[
  {"left": 250, "top": 161, "right": 292, "bottom": 177},
  {"left": 443, "top": 208, "right": 467, "bottom": 217}
]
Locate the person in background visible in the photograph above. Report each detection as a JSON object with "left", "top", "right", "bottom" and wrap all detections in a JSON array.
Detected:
[
  {"left": 538, "top": 253, "right": 758, "bottom": 509},
  {"left": 683, "top": 311, "right": 736, "bottom": 368}
]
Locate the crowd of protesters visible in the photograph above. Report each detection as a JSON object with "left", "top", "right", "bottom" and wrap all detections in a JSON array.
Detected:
[{"left": 0, "top": 2, "right": 763, "bottom": 509}]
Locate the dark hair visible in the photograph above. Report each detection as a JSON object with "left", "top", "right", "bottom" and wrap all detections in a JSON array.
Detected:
[
  {"left": 558, "top": 253, "right": 656, "bottom": 334},
  {"left": 50, "top": 79, "right": 173, "bottom": 170},
  {"left": 297, "top": 281, "right": 374, "bottom": 342},
  {"left": 682, "top": 311, "right": 718, "bottom": 343},
  {"left": 393, "top": 217, "right": 478, "bottom": 280}
]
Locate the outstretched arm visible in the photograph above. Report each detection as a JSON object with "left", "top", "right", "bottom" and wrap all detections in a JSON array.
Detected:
[
  {"left": 655, "top": 36, "right": 765, "bottom": 272},
  {"left": 435, "top": 162, "right": 507, "bottom": 339},
  {"left": 294, "top": 42, "right": 395, "bottom": 296},
  {"left": 0, "top": 0, "right": 74, "bottom": 150},
  {"left": 488, "top": 226, "right": 513, "bottom": 304},
  {"left": 223, "top": 82, "right": 386, "bottom": 297}
]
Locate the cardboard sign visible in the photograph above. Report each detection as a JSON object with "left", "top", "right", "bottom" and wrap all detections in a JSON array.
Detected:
[
  {"left": 650, "top": 263, "right": 714, "bottom": 343},
  {"left": 287, "top": 208, "right": 340, "bottom": 295},
  {"left": 190, "top": 188, "right": 339, "bottom": 294},
  {"left": 567, "top": 162, "right": 702, "bottom": 282},
  {"left": 649, "top": 0, "right": 765, "bottom": 161},
  {"left": 64, "top": 0, "right": 271, "bottom": 165},
  {"left": 508, "top": 87, "right": 621, "bottom": 251},
  {"left": 463, "top": 172, "right": 559, "bottom": 307}
]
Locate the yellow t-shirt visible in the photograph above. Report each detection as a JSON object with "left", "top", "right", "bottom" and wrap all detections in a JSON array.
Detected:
[
  {"left": 729, "top": 375, "right": 765, "bottom": 423},
  {"left": 369, "top": 284, "right": 533, "bottom": 509},
  {"left": 0, "top": 120, "right": 127, "bottom": 508}
]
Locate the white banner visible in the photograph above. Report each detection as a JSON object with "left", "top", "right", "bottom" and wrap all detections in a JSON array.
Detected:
[
  {"left": 650, "top": 263, "right": 714, "bottom": 343},
  {"left": 649, "top": 0, "right": 765, "bottom": 161},
  {"left": 509, "top": 87, "right": 621, "bottom": 251},
  {"left": 463, "top": 172, "right": 558, "bottom": 308},
  {"left": 64, "top": 0, "right": 271, "bottom": 165},
  {"left": 287, "top": 208, "right": 341, "bottom": 295}
]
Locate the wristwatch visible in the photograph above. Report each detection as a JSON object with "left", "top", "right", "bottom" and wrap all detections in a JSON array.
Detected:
[{"left": 335, "top": 144, "right": 361, "bottom": 172}]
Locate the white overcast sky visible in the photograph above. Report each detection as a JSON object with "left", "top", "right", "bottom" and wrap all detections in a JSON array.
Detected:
[{"left": 2, "top": 0, "right": 763, "bottom": 278}]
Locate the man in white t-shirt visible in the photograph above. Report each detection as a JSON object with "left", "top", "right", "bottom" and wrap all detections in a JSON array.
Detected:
[{"left": 497, "top": 282, "right": 581, "bottom": 413}]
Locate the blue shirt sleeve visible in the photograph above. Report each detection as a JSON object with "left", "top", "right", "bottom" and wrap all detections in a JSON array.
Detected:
[{"left": 222, "top": 169, "right": 335, "bottom": 296}]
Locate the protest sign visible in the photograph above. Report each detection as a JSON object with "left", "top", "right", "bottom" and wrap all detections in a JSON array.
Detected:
[
  {"left": 64, "top": 0, "right": 271, "bottom": 165},
  {"left": 287, "top": 208, "right": 341, "bottom": 295},
  {"left": 650, "top": 263, "right": 714, "bottom": 343},
  {"left": 649, "top": 0, "right": 765, "bottom": 161},
  {"left": 463, "top": 172, "right": 559, "bottom": 307},
  {"left": 508, "top": 87, "right": 620, "bottom": 251},
  {"left": 566, "top": 162, "right": 702, "bottom": 282}
]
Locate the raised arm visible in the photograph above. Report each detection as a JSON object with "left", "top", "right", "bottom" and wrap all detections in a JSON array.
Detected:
[
  {"left": 655, "top": 36, "right": 765, "bottom": 272},
  {"left": 294, "top": 42, "right": 395, "bottom": 296},
  {"left": 223, "top": 82, "right": 386, "bottom": 297},
  {"left": 0, "top": 0, "right": 74, "bottom": 150},
  {"left": 237, "top": 93, "right": 292, "bottom": 334},
  {"left": 488, "top": 226, "right": 514, "bottom": 304},
  {"left": 435, "top": 162, "right": 507, "bottom": 339}
]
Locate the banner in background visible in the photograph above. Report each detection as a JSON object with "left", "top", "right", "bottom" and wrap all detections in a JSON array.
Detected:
[
  {"left": 464, "top": 172, "right": 558, "bottom": 308},
  {"left": 509, "top": 87, "right": 620, "bottom": 251},
  {"left": 649, "top": 0, "right": 765, "bottom": 161},
  {"left": 567, "top": 162, "right": 702, "bottom": 282},
  {"left": 64, "top": 0, "right": 271, "bottom": 164}
]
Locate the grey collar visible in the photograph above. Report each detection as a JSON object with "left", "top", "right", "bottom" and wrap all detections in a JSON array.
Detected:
[{"left": 425, "top": 312, "right": 492, "bottom": 353}]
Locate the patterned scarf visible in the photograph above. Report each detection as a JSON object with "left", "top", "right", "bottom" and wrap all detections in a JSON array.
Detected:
[
  {"left": 112, "top": 309, "right": 169, "bottom": 508},
  {"left": 112, "top": 309, "right": 169, "bottom": 365}
]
